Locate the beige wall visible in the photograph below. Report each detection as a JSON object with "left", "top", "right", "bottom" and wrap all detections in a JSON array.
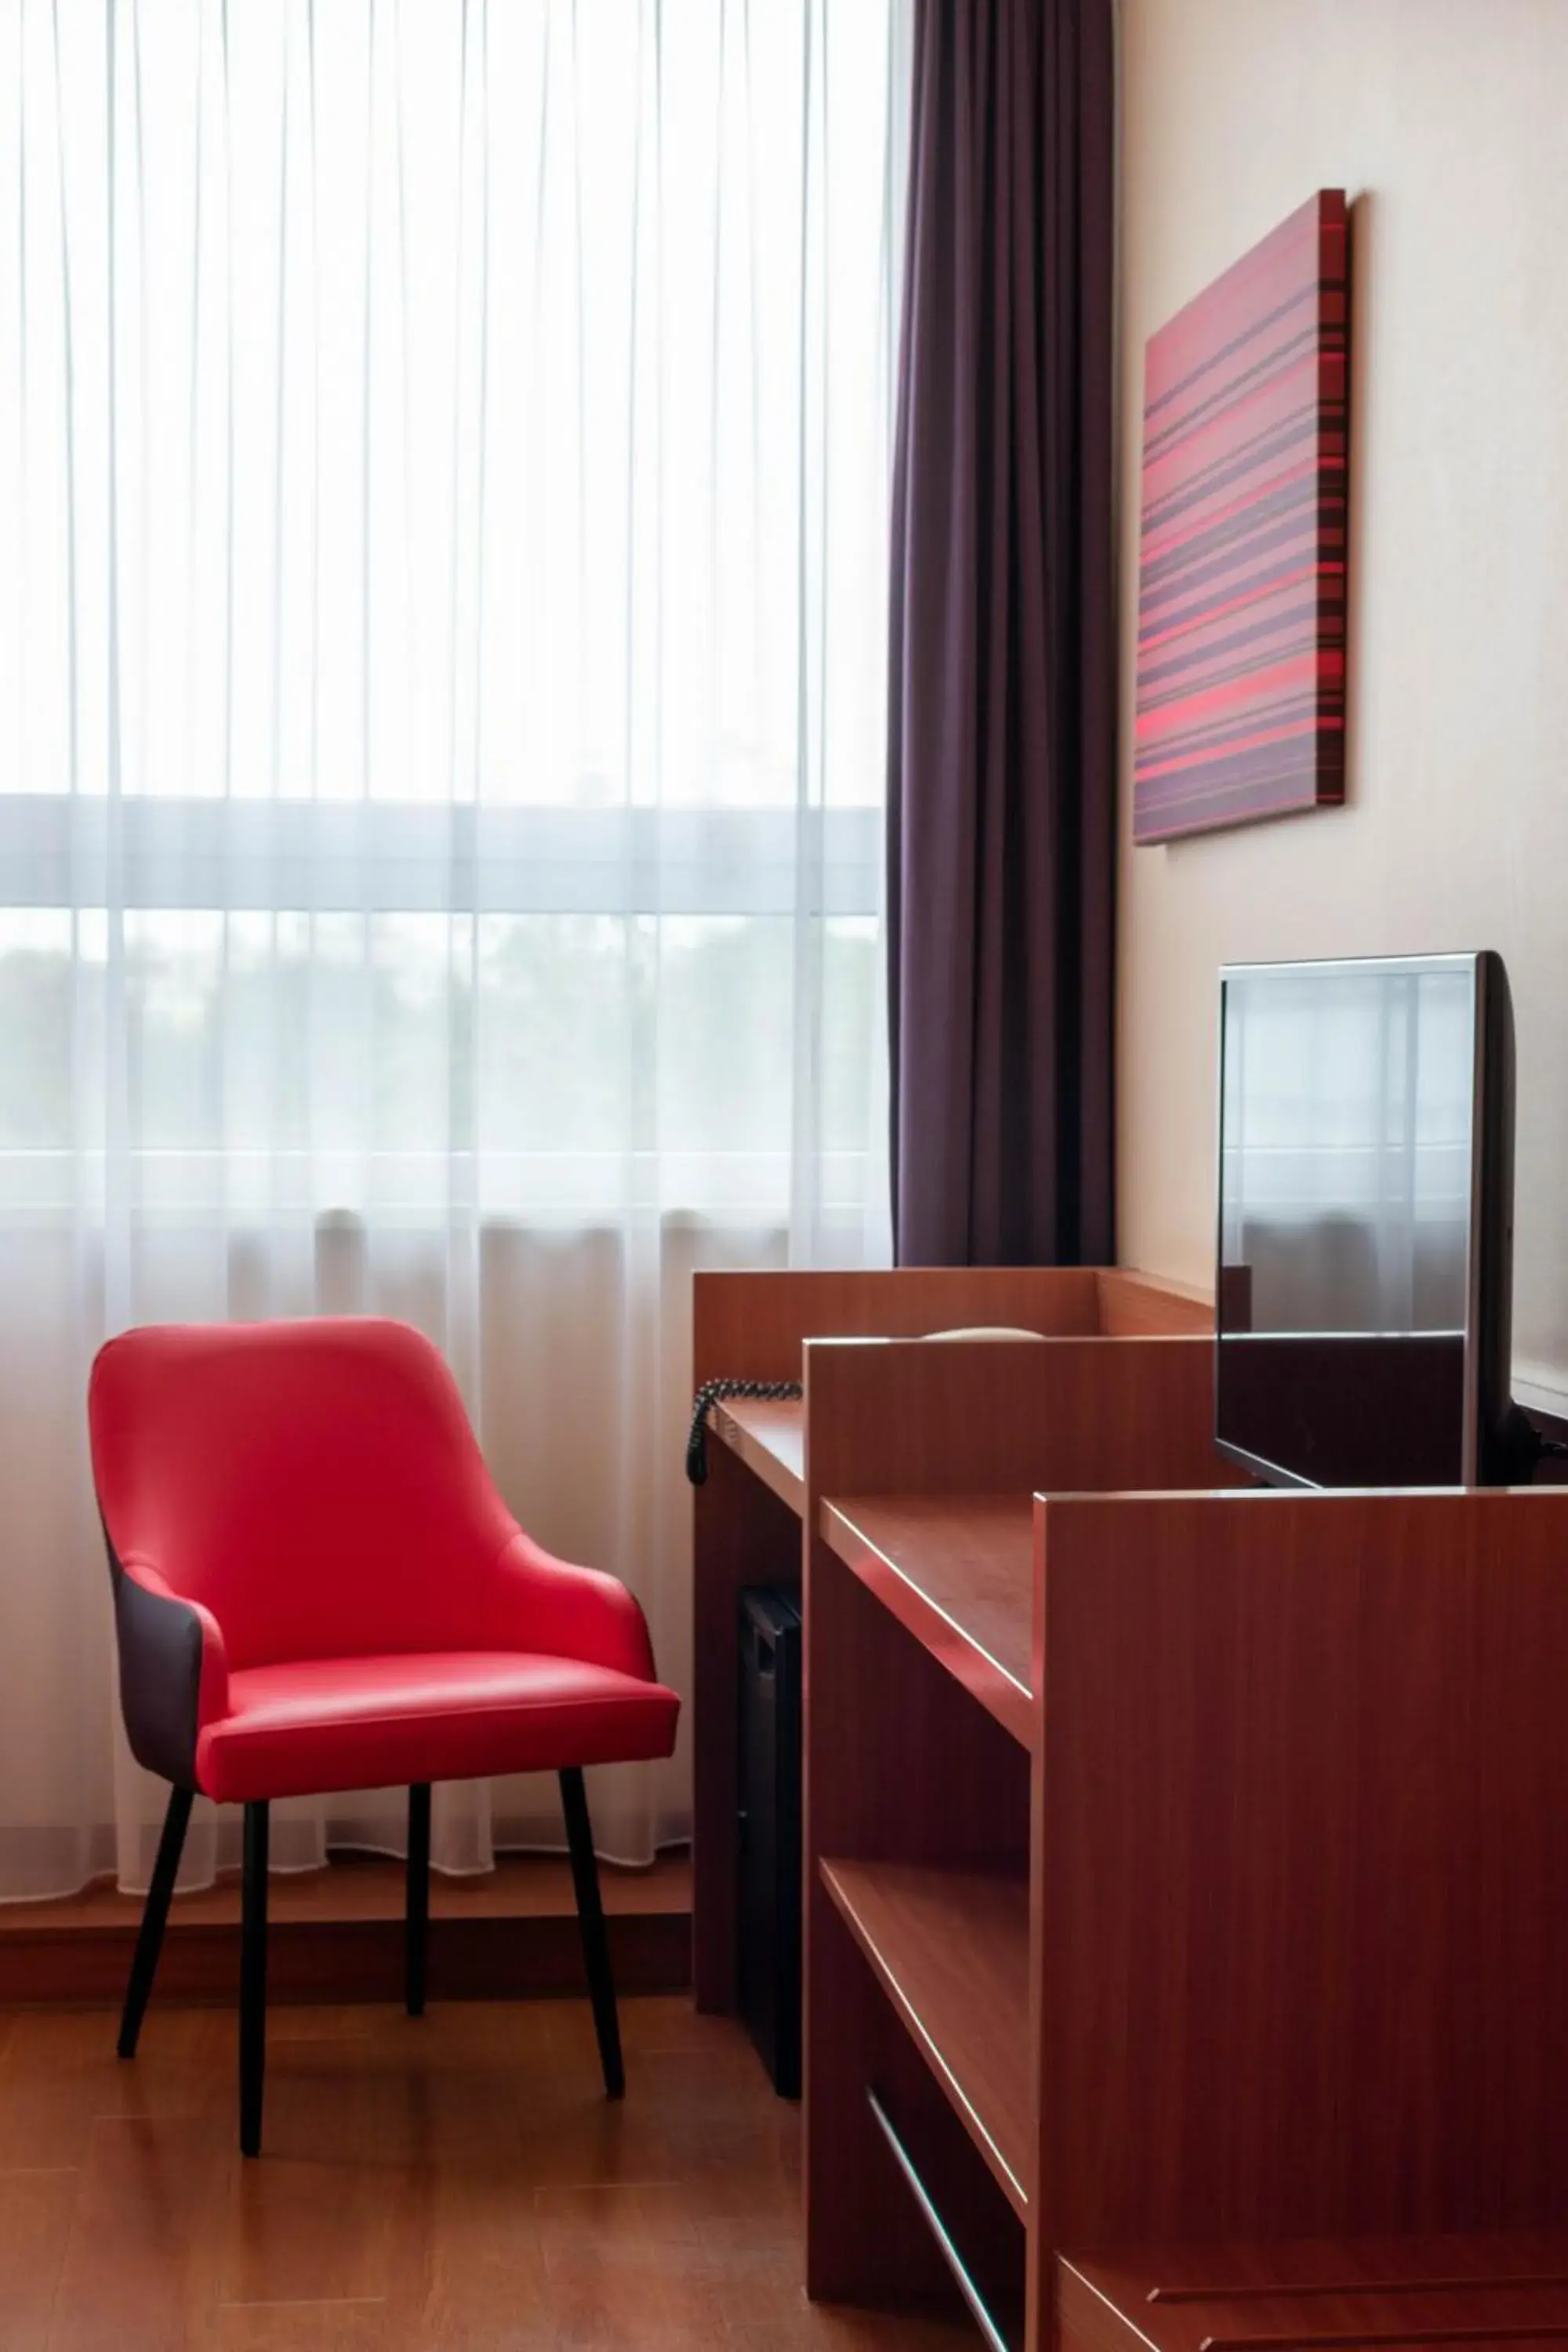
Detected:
[{"left": 1116, "top": 0, "right": 1568, "bottom": 1401}]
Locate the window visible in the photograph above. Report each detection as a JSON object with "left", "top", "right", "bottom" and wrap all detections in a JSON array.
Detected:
[{"left": 0, "top": 0, "right": 910, "bottom": 1897}]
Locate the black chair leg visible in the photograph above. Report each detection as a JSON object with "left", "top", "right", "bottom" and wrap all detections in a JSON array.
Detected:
[
  {"left": 239, "top": 1799, "right": 270, "bottom": 2158},
  {"left": 406, "top": 1781, "right": 431, "bottom": 2018},
  {"left": 118, "top": 1783, "right": 194, "bottom": 2060},
  {"left": 560, "top": 1766, "right": 624, "bottom": 2099}
]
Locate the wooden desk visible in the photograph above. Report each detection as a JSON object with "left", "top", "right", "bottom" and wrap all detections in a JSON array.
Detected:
[
  {"left": 691, "top": 1266, "right": 1213, "bottom": 2013},
  {"left": 802, "top": 1355, "right": 1568, "bottom": 2352},
  {"left": 691, "top": 1297, "right": 1568, "bottom": 2346}
]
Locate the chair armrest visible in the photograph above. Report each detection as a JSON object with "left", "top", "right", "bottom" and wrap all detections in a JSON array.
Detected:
[
  {"left": 110, "top": 1550, "right": 230, "bottom": 1790},
  {"left": 489, "top": 1530, "right": 659, "bottom": 1682}
]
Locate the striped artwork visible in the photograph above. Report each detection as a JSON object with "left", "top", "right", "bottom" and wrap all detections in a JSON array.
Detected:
[{"left": 1134, "top": 191, "right": 1351, "bottom": 844}]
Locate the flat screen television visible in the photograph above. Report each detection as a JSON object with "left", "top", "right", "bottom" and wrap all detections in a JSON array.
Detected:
[{"left": 1215, "top": 951, "right": 1523, "bottom": 1488}]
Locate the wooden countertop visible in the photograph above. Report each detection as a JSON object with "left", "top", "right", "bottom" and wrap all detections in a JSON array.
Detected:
[
  {"left": 710, "top": 1395, "right": 806, "bottom": 1515},
  {"left": 818, "top": 1493, "right": 1035, "bottom": 1751}
]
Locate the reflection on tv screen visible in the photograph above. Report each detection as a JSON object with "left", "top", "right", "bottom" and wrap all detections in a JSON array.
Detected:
[{"left": 1218, "top": 960, "right": 1476, "bottom": 1486}]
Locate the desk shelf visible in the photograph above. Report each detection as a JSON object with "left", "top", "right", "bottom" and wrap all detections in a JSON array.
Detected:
[
  {"left": 819, "top": 1495, "right": 1035, "bottom": 1753},
  {"left": 711, "top": 1395, "right": 804, "bottom": 1514},
  {"left": 820, "top": 1855, "right": 1032, "bottom": 2220}
]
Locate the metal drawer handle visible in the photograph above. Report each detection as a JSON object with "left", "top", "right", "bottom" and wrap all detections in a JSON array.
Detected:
[{"left": 866, "top": 2089, "right": 1015, "bottom": 2352}]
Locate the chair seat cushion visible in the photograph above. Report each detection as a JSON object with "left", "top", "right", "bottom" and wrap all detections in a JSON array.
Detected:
[{"left": 195, "top": 1650, "right": 681, "bottom": 1804}]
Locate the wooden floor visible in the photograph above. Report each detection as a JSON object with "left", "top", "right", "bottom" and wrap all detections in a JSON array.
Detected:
[{"left": 0, "top": 1994, "right": 973, "bottom": 2350}]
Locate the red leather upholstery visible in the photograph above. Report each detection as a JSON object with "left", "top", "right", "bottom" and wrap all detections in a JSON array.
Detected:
[
  {"left": 200, "top": 1654, "right": 680, "bottom": 1805},
  {"left": 89, "top": 1318, "right": 680, "bottom": 1803}
]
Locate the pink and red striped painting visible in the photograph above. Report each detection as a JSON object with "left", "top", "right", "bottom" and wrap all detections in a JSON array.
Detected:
[{"left": 1134, "top": 191, "right": 1351, "bottom": 844}]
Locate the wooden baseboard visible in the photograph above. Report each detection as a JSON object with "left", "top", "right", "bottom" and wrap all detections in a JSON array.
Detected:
[{"left": 0, "top": 1853, "right": 691, "bottom": 2008}]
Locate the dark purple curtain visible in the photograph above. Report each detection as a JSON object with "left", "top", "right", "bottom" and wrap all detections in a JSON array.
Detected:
[{"left": 887, "top": 0, "right": 1116, "bottom": 1267}]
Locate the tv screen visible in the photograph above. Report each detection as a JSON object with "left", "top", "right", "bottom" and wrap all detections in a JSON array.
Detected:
[{"left": 1215, "top": 952, "right": 1515, "bottom": 1488}]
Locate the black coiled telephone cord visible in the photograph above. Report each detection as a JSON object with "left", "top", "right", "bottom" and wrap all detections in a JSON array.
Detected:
[{"left": 685, "top": 1377, "right": 804, "bottom": 1486}]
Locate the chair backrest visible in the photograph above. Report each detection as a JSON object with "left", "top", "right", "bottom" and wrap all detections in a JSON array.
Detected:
[{"left": 89, "top": 1318, "right": 519, "bottom": 1669}]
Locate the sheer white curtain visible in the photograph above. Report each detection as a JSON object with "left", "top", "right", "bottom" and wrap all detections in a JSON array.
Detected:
[{"left": 0, "top": 0, "right": 908, "bottom": 1900}]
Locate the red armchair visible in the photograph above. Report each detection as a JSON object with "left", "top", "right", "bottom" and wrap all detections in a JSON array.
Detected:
[{"left": 89, "top": 1316, "right": 681, "bottom": 2156}]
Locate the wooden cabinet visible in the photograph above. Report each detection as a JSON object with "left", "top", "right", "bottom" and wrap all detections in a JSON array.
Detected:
[
  {"left": 802, "top": 1338, "right": 1568, "bottom": 2350},
  {"left": 694, "top": 1270, "right": 1568, "bottom": 2350},
  {"left": 804, "top": 1439, "right": 1568, "bottom": 2343},
  {"left": 1058, "top": 2235, "right": 1568, "bottom": 2352}
]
